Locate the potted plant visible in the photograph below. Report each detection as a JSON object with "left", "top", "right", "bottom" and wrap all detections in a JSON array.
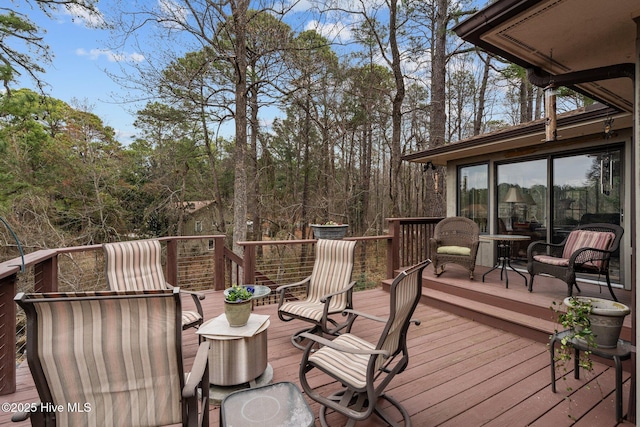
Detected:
[
  {"left": 224, "top": 285, "right": 255, "bottom": 327},
  {"left": 310, "top": 221, "right": 349, "bottom": 240},
  {"left": 562, "top": 296, "right": 630, "bottom": 349},
  {"left": 551, "top": 296, "right": 630, "bottom": 390}
]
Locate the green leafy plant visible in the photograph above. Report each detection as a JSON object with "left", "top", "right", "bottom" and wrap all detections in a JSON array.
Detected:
[
  {"left": 552, "top": 297, "right": 596, "bottom": 377},
  {"left": 225, "top": 285, "right": 254, "bottom": 302}
]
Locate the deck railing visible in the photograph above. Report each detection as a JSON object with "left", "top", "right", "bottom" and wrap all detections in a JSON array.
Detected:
[{"left": 0, "top": 217, "right": 442, "bottom": 395}]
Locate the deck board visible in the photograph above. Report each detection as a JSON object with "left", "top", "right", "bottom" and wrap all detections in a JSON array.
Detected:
[{"left": 1, "top": 271, "right": 634, "bottom": 426}]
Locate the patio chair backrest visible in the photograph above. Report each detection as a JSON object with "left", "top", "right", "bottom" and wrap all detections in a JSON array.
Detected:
[
  {"left": 434, "top": 216, "right": 479, "bottom": 247},
  {"left": 104, "top": 239, "right": 169, "bottom": 291},
  {"left": 375, "top": 260, "right": 429, "bottom": 371},
  {"left": 16, "top": 289, "right": 184, "bottom": 427},
  {"left": 562, "top": 229, "right": 615, "bottom": 269},
  {"left": 307, "top": 239, "right": 356, "bottom": 311}
]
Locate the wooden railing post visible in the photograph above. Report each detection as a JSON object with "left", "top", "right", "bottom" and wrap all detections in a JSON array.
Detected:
[
  {"left": 0, "top": 272, "right": 17, "bottom": 395},
  {"left": 34, "top": 256, "right": 58, "bottom": 293},
  {"left": 388, "top": 219, "right": 400, "bottom": 279},
  {"left": 166, "top": 239, "right": 178, "bottom": 286},
  {"left": 243, "top": 244, "right": 256, "bottom": 286},
  {"left": 214, "top": 236, "right": 225, "bottom": 290}
]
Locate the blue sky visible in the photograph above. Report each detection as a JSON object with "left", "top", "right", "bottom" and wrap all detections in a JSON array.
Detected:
[
  {"left": 14, "top": 1, "right": 325, "bottom": 145},
  {"left": 15, "top": 3, "right": 145, "bottom": 144},
  {"left": 13, "top": 0, "right": 443, "bottom": 146}
]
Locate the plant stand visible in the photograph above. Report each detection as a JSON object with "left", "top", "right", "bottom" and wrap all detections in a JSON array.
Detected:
[{"left": 550, "top": 330, "right": 633, "bottom": 422}]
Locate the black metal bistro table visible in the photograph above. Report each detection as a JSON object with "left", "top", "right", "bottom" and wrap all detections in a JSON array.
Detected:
[
  {"left": 480, "top": 234, "right": 530, "bottom": 288},
  {"left": 550, "top": 330, "right": 634, "bottom": 422}
]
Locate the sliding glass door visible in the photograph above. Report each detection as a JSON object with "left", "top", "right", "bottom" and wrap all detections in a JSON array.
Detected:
[{"left": 492, "top": 147, "right": 623, "bottom": 284}]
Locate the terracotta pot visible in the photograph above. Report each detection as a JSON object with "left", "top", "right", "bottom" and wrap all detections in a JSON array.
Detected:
[
  {"left": 563, "top": 296, "right": 630, "bottom": 348},
  {"left": 224, "top": 299, "right": 252, "bottom": 327}
]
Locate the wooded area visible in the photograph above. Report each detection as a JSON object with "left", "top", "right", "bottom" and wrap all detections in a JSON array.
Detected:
[{"left": 0, "top": 0, "right": 590, "bottom": 254}]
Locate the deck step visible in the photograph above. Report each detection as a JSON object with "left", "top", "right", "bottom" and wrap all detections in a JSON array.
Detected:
[
  {"left": 382, "top": 271, "right": 631, "bottom": 345},
  {"left": 419, "top": 287, "right": 556, "bottom": 343}
]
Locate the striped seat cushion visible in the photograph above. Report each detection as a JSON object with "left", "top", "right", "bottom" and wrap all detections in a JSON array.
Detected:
[
  {"left": 280, "top": 239, "right": 356, "bottom": 323},
  {"left": 104, "top": 240, "right": 167, "bottom": 291},
  {"left": 104, "top": 240, "right": 203, "bottom": 328},
  {"left": 278, "top": 301, "right": 327, "bottom": 322},
  {"left": 182, "top": 309, "right": 202, "bottom": 325},
  {"left": 533, "top": 255, "right": 569, "bottom": 266},
  {"left": 562, "top": 230, "right": 614, "bottom": 269},
  {"left": 308, "top": 333, "right": 375, "bottom": 389},
  {"left": 29, "top": 290, "right": 182, "bottom": 426},
  {"left": 306, "top": 239, "right": 356, "bottom": 311}
]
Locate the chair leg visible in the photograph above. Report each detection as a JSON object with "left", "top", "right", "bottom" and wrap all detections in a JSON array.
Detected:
[
  {"left": 605, "top": 272, "right": 618, "bottom": 302},
  {"left": 528, "top": 275, "right": 534, "bottom": 293}
]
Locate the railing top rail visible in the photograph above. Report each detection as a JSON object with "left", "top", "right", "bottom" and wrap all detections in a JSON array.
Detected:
[
  {"left": 238, "top": 235, "right": 390, "bottom": 247},
  {"left": 0, "top": 249, "right": 58, "bottom": 280},
  {"left": 158, "top": 235, "right": 225, "bottom": 242},
  {"left": 386, "top": 217, "right": 444, "bottom": 224}
]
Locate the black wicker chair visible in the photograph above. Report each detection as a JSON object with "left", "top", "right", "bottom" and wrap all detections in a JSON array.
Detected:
[{"left": 526, "top": 223, "right": 623, "bottom": 301}]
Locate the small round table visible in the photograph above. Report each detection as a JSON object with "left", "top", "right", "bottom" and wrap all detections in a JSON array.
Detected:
[
  {"left": 550, "top": 330, "right": 633, "bottom": 422},
  {"left": 480, "top": 234, "right": 530, "bottom": 288},
  {"left": 199, "top": 314, "right": 270, "bottom": 387}
]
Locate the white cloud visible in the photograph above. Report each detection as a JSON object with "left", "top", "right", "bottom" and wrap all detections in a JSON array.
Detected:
[
  {"left": 76, "top": 48, "right": 145, "bottom": 63},
  {"left": 62, "top": 4, "right": 106, "bottom": 28},
  {"left": 158, "top": 0, "right": 191, "bottom": 28},
  {"left": 305, "top": 19, "right": 353, "bottom": 43}
]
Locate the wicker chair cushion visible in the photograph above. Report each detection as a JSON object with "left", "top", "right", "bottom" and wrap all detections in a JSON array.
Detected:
[
  {"left": 436, "top": 245, "right": 472, "bottom": 256},
  {"left": 533, "top": 255, "right": 569, "bottom": 266},
  {"left": 562, "top": 230, "right": 614, "bottom": 269}
]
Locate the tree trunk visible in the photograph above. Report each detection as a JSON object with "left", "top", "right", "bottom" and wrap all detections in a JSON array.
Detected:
[
  {"left": 388, "top": 0, "right": 405, "bottom": 216},
  {"left": 231, "top": 0, "right": 249, "bottom": 254}
]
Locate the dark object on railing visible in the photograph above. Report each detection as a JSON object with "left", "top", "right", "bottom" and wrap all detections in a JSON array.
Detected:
[
  {"left": 0, "top": 217, "right": 24, "bottom": 272},
  {"left": 310, "top": 224, "right": 349, "bottom": 240}
]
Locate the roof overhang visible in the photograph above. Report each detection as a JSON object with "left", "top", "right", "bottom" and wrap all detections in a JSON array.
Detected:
[
  {"left": 453, "top": 0, "right": 638, "bottom": 112},
  {"left": 404, "top": 105, "right": 632, "bottom": 165}
]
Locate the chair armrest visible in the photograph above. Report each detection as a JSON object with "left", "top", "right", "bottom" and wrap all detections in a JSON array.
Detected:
[
  {"left": 182, "top": 289, "right": 206, "bottom": 300},
  {"left": 569, "top": 246, "right": 611, "bottom": 267},
  {"left": 276, "top": 277, "right": 311, "bottom": 309},
  {"left": 183, "top": 341, "right": 210, "bottom": 399},
  {"left": 320, "top": 281, "right": 356, "bottom": 303},
  {"left": 275, "top": 277, "right": 310, "bottom": 293},
  {"left": 184, "top": 290, "right": 205, "bottom": 318},
  {"left": 299, "top": 332, "right": 390, "bottom": 357},
  {"left": 527, "top": 241, "right": 563, "bottom": 258},
  {"left": 342, "top": 309, "right": 387, "bottom": 323},
  {"left": 11, "top": 410, "right": 32, "bottom": 422}
]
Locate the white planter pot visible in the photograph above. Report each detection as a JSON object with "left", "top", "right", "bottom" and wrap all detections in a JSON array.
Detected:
[{"left": 563, "top": 296, "right": 630, "bottom": 348}]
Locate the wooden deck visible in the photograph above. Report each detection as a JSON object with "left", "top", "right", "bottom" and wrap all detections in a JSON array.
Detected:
[{"left": 2, "top": 263, "right": 634, "bottom": 426}]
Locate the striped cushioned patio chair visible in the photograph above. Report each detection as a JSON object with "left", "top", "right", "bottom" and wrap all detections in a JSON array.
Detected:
[
  {"left": 277, "top": 239, "right": 357, "bottom": 350},
  {"left": 299, "top": 259, "right": 431, "bottom": 426},
  {"left": 103, "top": 239, "right": 204, "bottom": 331},
  {"left": 527, "top": 223, "right": 623, "bottom": 301},
  {"left": 14, "top": 288, "right": 209, "bottom": 427}
]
